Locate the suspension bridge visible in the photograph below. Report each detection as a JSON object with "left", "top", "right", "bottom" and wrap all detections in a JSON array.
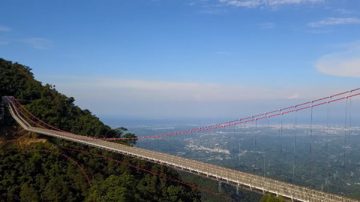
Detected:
[{"left": 2, "top": 88, "right": 360, "bottom": 202}]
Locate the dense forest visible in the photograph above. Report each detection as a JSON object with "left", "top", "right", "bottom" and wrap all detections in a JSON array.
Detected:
[
  {"left": 0, "top": 58, "right": 285, "bottom": 202},
  {"left": 0, "top": 58, "right": 201, "bottom": 201}
]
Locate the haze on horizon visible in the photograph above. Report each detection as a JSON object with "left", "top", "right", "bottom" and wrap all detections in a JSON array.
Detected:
[{"left": 0, "top": 0, "right": 359, "bottom": 120}]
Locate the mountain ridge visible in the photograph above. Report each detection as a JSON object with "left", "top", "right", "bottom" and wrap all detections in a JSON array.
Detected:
[{"left": 0, "top": 58, "right": 201, "bottom": 202}]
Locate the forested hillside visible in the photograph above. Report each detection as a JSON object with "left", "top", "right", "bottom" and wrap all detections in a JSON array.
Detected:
[{"left": 0, "top": 58, "right": 201, "bottom": 201}]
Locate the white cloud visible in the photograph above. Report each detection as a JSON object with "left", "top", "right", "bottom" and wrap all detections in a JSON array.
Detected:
[
  {"left": 219, "top": 0, "right": 323, "bottom": 8},
  {"left": 315, "top": 42, "right": 360, "bottom": 78},
  {"left": 219, "top": 0, "right": 262, "bottom": 8},
  {"left": 266, "top": 0, "right": 323, "bottom": 5},
  {"left": 0, "top": 25, "right": 11, "bottom": 32},
  {"left": 55, "top": 78, "right": 288, "bottom": 102},
  {"left": 38, "top": 70, "right": 360, "bottom": 120},
  {"left": 23, "top": 37, "right": 52, "bottom": 49},
  {"left": 42, "top": 76, "right": 344, "bottom": 119},
  {"left": 309, "top": 17, "right": 360, "bottom": 27}
]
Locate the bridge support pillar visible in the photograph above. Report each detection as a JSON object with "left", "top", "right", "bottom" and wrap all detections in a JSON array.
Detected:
[
  {"left": 236, "top": 185, "right": 239, "bottom": 195},
  {"left": 218, "top": 181, "right": 222, "bottom": 193}
]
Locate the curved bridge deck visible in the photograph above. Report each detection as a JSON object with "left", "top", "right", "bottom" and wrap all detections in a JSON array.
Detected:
[{"left": 5, "top": 97, "right": 358, "bottom": 202}]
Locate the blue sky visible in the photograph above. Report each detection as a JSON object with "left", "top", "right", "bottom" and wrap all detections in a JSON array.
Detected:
[{"left": 1, "top": 0, "right": 360, "bottom": 120}]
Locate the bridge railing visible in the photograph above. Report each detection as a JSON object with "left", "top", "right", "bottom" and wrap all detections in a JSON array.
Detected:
[{"left": 4, "top": 95, "right": 360, "bottom": 202}]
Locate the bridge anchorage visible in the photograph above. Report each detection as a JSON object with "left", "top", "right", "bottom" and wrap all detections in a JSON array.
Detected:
[{"left": 2, "top": 88, "right": 360, "bottom": 202}]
